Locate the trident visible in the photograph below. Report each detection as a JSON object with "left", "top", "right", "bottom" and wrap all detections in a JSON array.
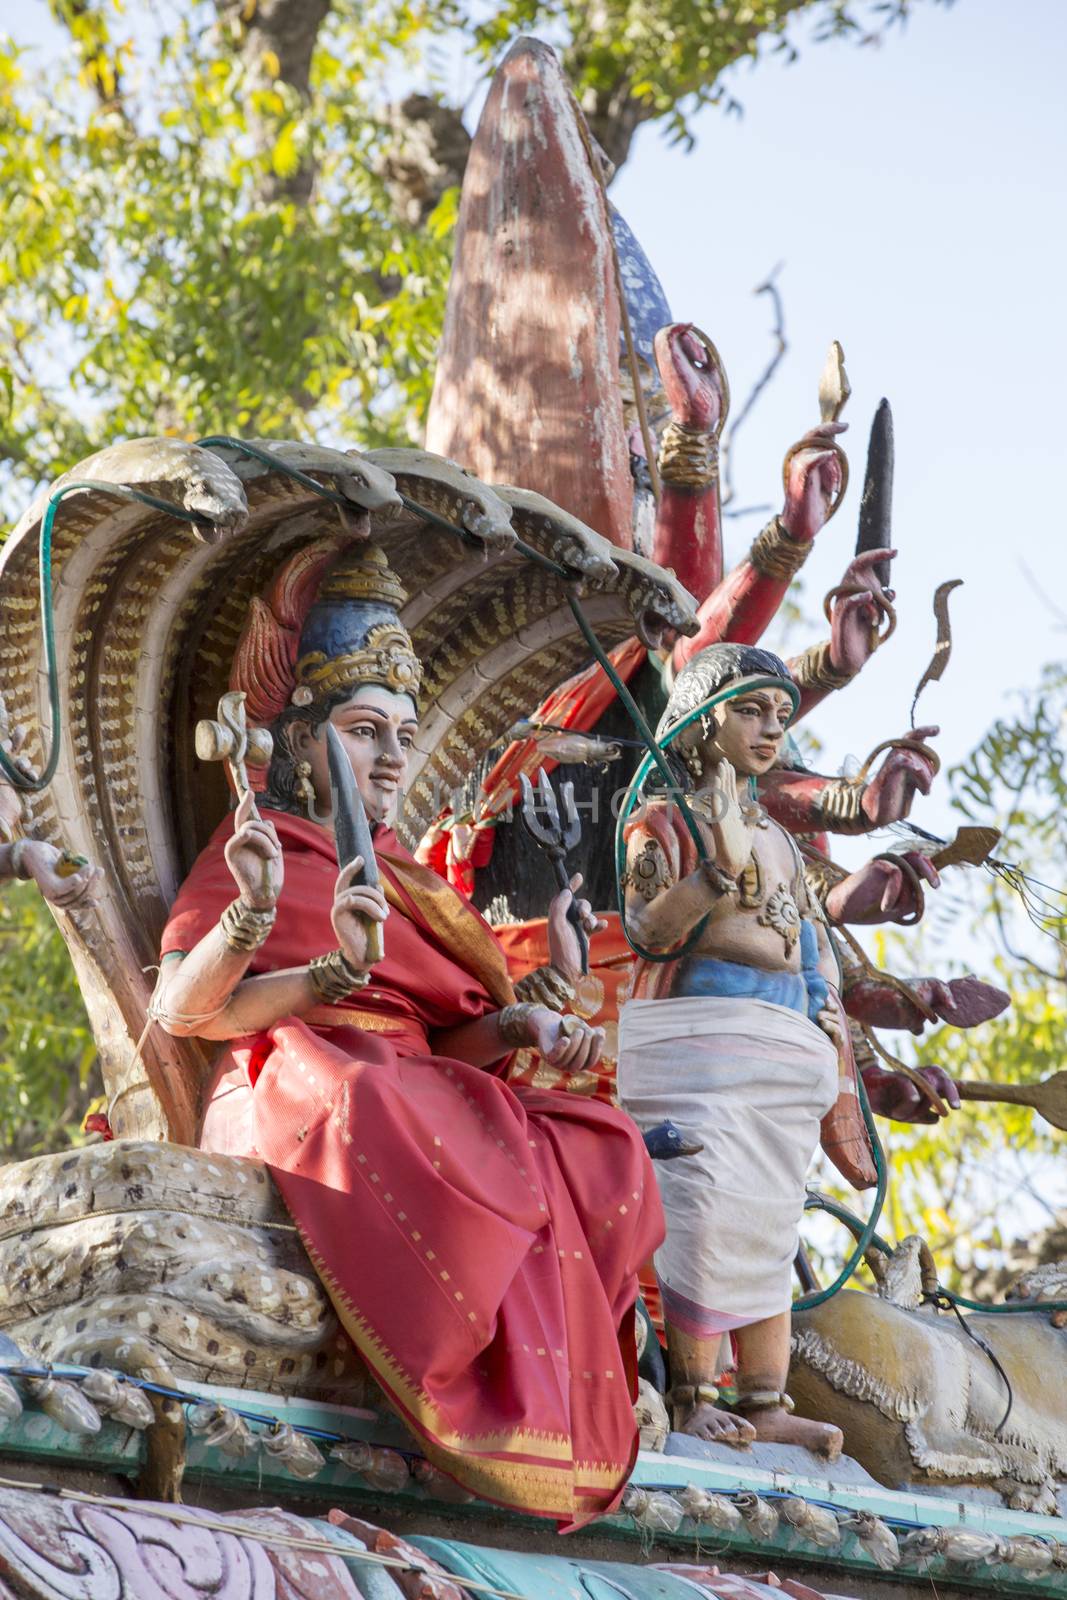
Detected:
[
  {"left": 196, "top": 692, "right": 275, "bottom": 896},
  {"left": 195, "top": 692, "right": 273, "bottom": 816},
  {"left": 518, "top": 767, "right": 588, "bottom": 973}
]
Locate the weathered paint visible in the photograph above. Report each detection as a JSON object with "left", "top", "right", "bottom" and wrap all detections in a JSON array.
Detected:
[{"left": 426, "top": 38, "right": 633, "bottom": 549}]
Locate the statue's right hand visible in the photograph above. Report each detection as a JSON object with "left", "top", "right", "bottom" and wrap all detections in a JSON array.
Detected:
[
  {"left": 224, "top": 792, "right": 283, "bottom": 910},
  {"left": 707, "top": 761, "right": 753, "bottom": 880},
  {"left": 331, "top": 857, "right": 389, "bottom": 969}
]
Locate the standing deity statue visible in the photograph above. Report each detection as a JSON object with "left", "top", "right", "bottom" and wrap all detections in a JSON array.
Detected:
[{"left": 616, "top": 643, "right": 852, "bottom": 1458}]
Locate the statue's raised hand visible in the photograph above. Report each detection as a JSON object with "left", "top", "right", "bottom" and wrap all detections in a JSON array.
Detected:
[
  {"left": 782, "top": 422, "right": 847, "bottom": 543},
  {"left": 547, "top": 872, "right": 606, "bottom": 983},
  {"left": 828, "top": 548, "right": 896, "bottom": 677},
  {"left": 861, "top": 727, "right": 940, "bottom": 826},
  {"left": 655, "top": 323, "right": 725, "bottom": 435},
  {"left": 224, "top": 792, "right": 284, "bottom": 910},
  {"left": 331, "top": 856, "right": 388, "bottom": 971},
  {"left": 705, "top": 761, "right": 754, "bottom": 880}
]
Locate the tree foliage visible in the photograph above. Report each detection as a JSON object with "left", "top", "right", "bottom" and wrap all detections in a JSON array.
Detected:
[
  {"left": 811, "top": 667, "right": 1067, "bottom": 1292},
  {"left": 0, "top": 884, "right": 100, "bottom": 1157},
  {"left": 0, "top": 0, "right": 948, "bottom": 1156},
  {"left": 0, "top": 0, "right": 947, "bottom": 514}
]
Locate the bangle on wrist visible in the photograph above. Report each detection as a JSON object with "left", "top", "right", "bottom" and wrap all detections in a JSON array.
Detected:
[
  {"left": 748, "top": 515, "right": 813, "bottom": 582},
  {"left": 219, "top": 897, "right": 276, "bottom": 952},
  {"left": 702, "top": 860, "right": 739, "bottom": 897},
  {"left": 791, "top": 639, "right": 855, "bottom": 694},
  {"left": 497, "top": 1001, "right": 539, "bottom": 1048},
  {"left": 513, "top": 965, "right": 575, "bottom": 1012},
  {"left": 9, "top": 839, "right": 33, "bottom": 881},
  {"left": 307, "top": 948, "right": 370, "bottom": 1003}
]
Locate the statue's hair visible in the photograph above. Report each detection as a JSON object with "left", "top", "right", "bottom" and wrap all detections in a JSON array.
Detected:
[
  {"left": 261, "top": 688, "right": 361, "bottom": 817},
  {"left": 658, "top": 643, "right": 794, "bottom": 745}
]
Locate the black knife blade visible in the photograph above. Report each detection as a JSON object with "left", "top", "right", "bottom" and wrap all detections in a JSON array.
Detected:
[{"left": 856, "top": 399, "right": 894, "bottom": 592}]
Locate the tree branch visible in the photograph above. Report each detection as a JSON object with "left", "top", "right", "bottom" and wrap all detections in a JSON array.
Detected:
[
  {"left": 721, "top": 264, "right": 788, "bottom": 515},
  {"left": 215, "top": 0, "right": 334, "bottom": 203}
]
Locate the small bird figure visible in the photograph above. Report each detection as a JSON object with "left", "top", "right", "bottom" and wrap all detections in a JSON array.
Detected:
[{"left": 642, "top": 1120, "right": 702, "bottom": 1160}]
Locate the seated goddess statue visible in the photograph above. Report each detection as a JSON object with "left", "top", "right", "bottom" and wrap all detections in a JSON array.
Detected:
[{"left": 153, "top": 543, "right": 663, "bottom": 1528}]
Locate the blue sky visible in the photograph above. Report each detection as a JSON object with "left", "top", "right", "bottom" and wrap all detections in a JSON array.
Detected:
[
  {"left": 9, "top": 0, "right": 1064, "bottom": 825},
  {"left": 610, "top": 0, "right": 1066, "bottom": 844},
  {"left": 7, "top": 0, "right": 1064, "bottom": 1240}
]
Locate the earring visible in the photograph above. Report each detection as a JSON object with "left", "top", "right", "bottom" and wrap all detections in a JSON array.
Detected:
[
  {"left": 295, "top": 760, "right": 316, "bottom": 816},
  {"left": 680, "top": 744, "right": 703, "bottom": 782}
]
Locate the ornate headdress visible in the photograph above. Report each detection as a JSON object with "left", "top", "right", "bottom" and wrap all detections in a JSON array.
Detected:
[
  {"left": 229, "top": 541, "right": 422, "bottom": 796},
  {"left": 656, "top": 643, "right": 799, "bottom": 748},
  {"left": 231, "top": 541, "right": 421, "bottom": 722},
  {"left": 293, "top": 544, "right": 422, "bottom": 702}
]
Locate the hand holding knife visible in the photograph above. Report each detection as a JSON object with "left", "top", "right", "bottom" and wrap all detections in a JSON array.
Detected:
[{"left": 326, "top": 724, "right": 385, "bottom": 965}]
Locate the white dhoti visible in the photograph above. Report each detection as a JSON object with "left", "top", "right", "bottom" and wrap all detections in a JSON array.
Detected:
[{"left": 617, "top": 995, "right": 838, "bottom": 1336}]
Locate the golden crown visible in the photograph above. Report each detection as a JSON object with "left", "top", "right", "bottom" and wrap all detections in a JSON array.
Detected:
[
  {"left": 296, "top": 623, "right": 423, "bottom": 699},
  {"left": 315, "top": 544, "right": 408, "bottom": 609}
]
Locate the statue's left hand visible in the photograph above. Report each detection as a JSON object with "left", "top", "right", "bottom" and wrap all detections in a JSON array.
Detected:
[
  {"left": 828, "top": 549, "right": 896, "bottom": 677},
  {"left": 861, "top": 727, "right": 940, "bottom": 826},
  {"left": 826, "top": 851, "right": 940, "bottom": 926},
  {"left": 19, "top": 841, "right": 103, "bottom": 910},
  {"left": 782, "top": 422, "right": 847, "bottom": 542},
  {"left": 524, "top": 1007, "right": 605, "bottom": 1073},
  {"left": 816, "top": 1005, "right": 844, "bottom": 1045},
  {"left": 862, "top": 1063, "right": 960, "bottom": 1124},
  {"left": 547, "top": 872, "right": 605, "bottom": 982}
]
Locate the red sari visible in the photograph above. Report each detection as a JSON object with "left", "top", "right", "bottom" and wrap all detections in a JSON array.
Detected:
[{"left": 162, "top": 811, "right": 662, "bottom": 1527}]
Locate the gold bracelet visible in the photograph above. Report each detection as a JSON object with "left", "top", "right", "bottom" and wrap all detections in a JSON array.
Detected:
[
  {"left": 513, "top": 965, "right": 575, "bottom": 1012},
  {"left": 307, "top": 948, "right": 371, "bottom": 1004},
  {"left": 791, "top": 639, "right": 855, "bottom": 694},
  {"left": 816, "top": 776, "right": 870, "bottom": 834},
  {"left": 497, "top": 1002, "right": 539, "bottom": 1048},
  {"left": 219, "top": 897, "right": 276, "bottom": 952},
  {"left": 8, "top": 838, "right": 33, "bottom": 881},
  {"left": 803, "top": 856, "right": 849, "bottom": 911},
  {"left": 748, "top": 516, "right": 813, "bottom": 582},
  {"left": 657, "top": 422, "right": 719, "bottom": 490},
  {"left": 734, "top": 1388, "right": 795, "bottom": 1415}
]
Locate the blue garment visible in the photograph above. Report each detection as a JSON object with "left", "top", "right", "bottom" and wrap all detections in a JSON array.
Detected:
[{"left": 676, "top": 920, "right": 828, "bottom": 1023}]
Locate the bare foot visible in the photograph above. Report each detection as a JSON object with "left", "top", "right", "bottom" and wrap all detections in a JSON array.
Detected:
[
  {"left": 672, "top": 1397, "right": 756, "bottom": 1448},
  {"left": 746, "top": 1404, "right": 843, "bottom": 1460}
]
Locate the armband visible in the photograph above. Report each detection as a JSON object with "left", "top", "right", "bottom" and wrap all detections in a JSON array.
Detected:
[{"left": 748, "top": 516, "right": 813, "bottom": 582}]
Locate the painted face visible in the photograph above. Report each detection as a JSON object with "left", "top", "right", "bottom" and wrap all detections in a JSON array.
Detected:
[
  {"left": 294, "top": 685, "right": 418, "bottom": 826},
  {"left": 705, "top": 685, "right": 793, "bottom": 777}
]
